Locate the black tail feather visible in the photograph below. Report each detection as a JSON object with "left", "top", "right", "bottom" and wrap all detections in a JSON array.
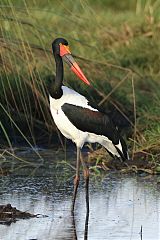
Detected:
[{"left": 114, "top": 136, "right": 129, "bottom": 162}]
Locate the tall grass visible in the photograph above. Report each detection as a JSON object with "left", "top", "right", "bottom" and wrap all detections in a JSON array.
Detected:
[{"left": 0, "top": 0, "right": 160, "bottom": 162}]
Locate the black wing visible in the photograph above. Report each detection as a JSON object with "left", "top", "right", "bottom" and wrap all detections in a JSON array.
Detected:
[{"left": 62, "top": 103, "right": 120, "bottom": 145}]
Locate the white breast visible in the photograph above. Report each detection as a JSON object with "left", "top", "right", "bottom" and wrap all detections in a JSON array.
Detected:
[
  {"left": 50, "top": 86, "right": 97, "bottom": 111},
  {"left": 49, "top": 86, "right": 94, "bottom": 148}
]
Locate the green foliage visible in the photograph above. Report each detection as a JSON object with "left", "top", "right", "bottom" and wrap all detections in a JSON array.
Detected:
[{"left": 0, "top": 0, "right": 160, "bottom": 163}]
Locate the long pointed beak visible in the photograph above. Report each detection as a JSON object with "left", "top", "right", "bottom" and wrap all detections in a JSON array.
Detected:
[{"left": 62, "top": 53, "right": 91, "bottom": 86}]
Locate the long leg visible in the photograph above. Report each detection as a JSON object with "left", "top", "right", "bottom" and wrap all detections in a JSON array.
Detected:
[
  {"left": 80, "top": 152, "right": 89, "bottom": 213},
  {"left": 71, "top": 146, "right": 80, "bottom": 212}
]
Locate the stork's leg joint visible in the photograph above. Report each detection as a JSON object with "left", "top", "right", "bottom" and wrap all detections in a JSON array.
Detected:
[
  {"left": 72, "top": 174, "right": 80, "bottom": 212},
  {"left": 74, "top": 175, "right": 80, "bottom": 186},
  {"left": 83, "top": 168, "right": 89, "bottom": 179}
]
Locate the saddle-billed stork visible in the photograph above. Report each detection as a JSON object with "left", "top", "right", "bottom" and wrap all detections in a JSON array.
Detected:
[{"left": 47, "top": 37, "right": 129, "bottom": 213}]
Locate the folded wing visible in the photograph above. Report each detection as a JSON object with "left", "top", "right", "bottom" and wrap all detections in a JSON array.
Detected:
[{"left": 62, "top": 103, "right": 128, "bottom": 160}]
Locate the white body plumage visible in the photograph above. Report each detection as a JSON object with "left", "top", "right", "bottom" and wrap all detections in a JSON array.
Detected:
[{"left": 49, "top": 86, "right": 122, "bottom": 157}]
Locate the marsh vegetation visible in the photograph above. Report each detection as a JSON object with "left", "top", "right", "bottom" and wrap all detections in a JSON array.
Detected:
[{"left": 0, "top": 0, "right": 160, "bottom": 171}]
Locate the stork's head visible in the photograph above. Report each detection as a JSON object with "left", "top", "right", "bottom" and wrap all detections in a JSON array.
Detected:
[{"left": 52, "top": 38, "right": 91, "bottom": 86}]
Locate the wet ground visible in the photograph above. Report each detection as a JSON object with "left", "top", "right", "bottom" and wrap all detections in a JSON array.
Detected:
[{"left": 1, "top": 149, "right": 160, "bottom": 240}]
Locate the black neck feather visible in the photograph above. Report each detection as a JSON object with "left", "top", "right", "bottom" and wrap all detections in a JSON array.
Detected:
[
  {"left": 47, "top": 53, "right": 63, "bottom": 99},
  {"left": 54, "top": 53, "right": 63, "bottom": 91}
]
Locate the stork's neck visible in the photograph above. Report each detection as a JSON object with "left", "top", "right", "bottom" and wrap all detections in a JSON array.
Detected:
[
  {"left": 55, "top": 53, "right": 63, "bottom": 89},
  {"left": 49, "top": 53, "right": 63, "bottom": 99}
]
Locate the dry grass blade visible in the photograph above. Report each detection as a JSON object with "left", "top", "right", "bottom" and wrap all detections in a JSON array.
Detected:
[
  {"left": 131, "top": 74, "right": 137, "bottom": 160},
  {"left": 0, "top": 0, "right": 160, "bottom": 168}
]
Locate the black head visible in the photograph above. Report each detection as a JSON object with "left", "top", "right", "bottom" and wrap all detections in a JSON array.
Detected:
[
  {"left": 52, "top": 38, "right": 68, "bottom": 55},
  {"left": 51, "top": 37, "right": 91, "bottom": 86}
]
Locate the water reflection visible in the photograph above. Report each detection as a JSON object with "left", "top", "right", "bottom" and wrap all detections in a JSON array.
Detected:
[
  {"left": 71, "top": 212, "right": 78, "bottom": 240},
  {"left": 57, "top": 207, "right": 89, "bottom": 240},
  {"left": 70, "top": 210, "right": 89, "bottom": 240},
  {"left": 84, "top": 209, "right": 89, "bottom": 240},
  {"left": 0, "top": 173, "right": 160, "bottom": 239}
]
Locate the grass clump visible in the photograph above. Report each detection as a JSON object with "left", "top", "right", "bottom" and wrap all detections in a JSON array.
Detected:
[{"left": 0, "top": 0, "right": 160, "bottom": 168}]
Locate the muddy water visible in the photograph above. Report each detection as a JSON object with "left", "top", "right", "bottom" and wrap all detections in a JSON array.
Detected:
[{"left": 0, "top": 149, "right": 160, "bottom": 240}]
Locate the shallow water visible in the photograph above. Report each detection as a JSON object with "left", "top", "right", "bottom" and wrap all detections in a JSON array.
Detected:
[{"left": 1, "top": 149, "right": 160, "bottom": 240}]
